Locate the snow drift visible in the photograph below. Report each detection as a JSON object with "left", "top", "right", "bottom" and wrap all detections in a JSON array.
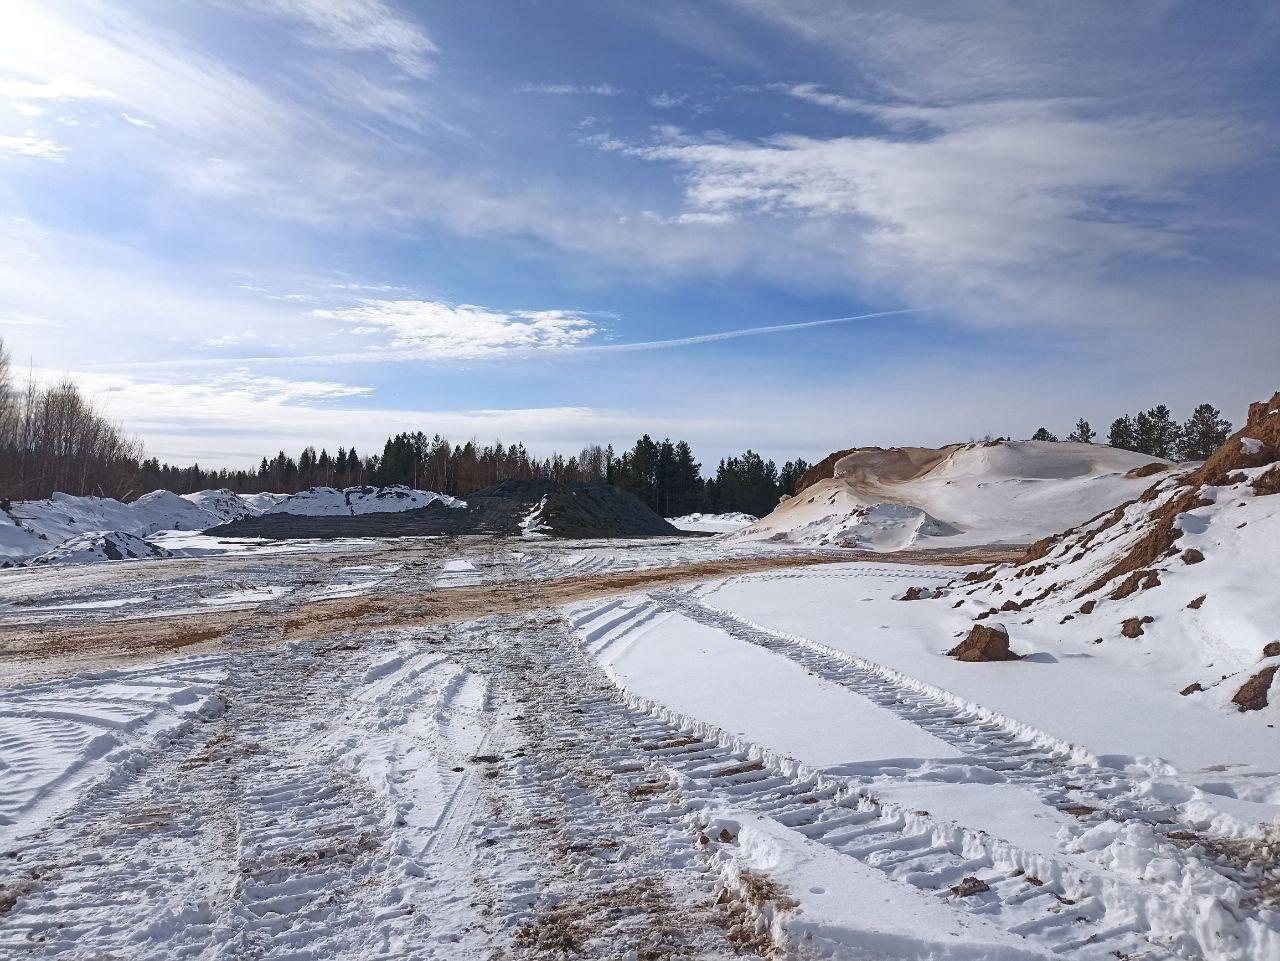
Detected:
[
  {"left": 667, "top": 512, "right": 758, "bottom": 533},
  {"left": 736, "top": 440, "right": 1175, "bottom": 551}
]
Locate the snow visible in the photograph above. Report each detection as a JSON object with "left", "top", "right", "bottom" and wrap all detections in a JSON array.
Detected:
[
  {"left": 737, "top": 440, "right": 1175, "bottom": 551},
  {"left": 264, "top": 484, "right": 464, "bottom": 516},
  {"left": 703, "top": 566, "right": 1280, "bottom": 806},
  {"left": 0, "top": 490, "right": 219, "bottom": 563},
  {"left": 705, "top": 810, "right": 1055, "bottom": 960},
  {"left": 575, "top": 597, "right": 955, "bottom": 771},
  {"left": 0, "top": 655, "right": 225, "bottom": 848},
  {"left": 668, "top": 512, "right": 758, "bottom": 533},
  {"left": 181, "top": 488, "right": 260, "bottom": 522}
]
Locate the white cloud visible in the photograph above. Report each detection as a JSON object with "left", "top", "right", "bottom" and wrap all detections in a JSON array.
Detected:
[
  {"left": 0, "top": 77, "right": 116, "bottom": 103},
  {"left": 517, "top": 83, "right": 621, "bottom": 96},
  {"left": 313, "top": 300, "right": 599, "bottom": 360},
  {"left": 0, "top": 134, "right": 68, "bottom": 161},
  {"left": 254, "top": 0, "right": 437, "bottom": 77},
  {"left": 120, "top": 112, "right": 155, "bottom": 129},
  {"left": 212, "top": 367, "right": 372, "bottom": 402},
  {"left": 616, "top": 104, "right": 1255, "bottom": 278},
  {"left": 650, "top": 92, "right": 687, "bottom": 109}
]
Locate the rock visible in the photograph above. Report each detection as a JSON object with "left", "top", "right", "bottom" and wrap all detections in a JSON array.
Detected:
[
  {"left": 999, "top": 600, "right": 1022, "bottom": 612},
  {"left": 1181, "top": 548, "right": 1205, "bottom": 565},
  {"left": 1187, "top": 595, "right": 1206, "bottom": 610},
  {"left": 1078, "top": 600, "right": 1096, "bottom": 615},
  {"left": 1180, "top": 682, "right": 1203, "bottom": 696},
  {"left": 899, "top": 587, "right": 929, "bottom": 601},
  {"left": 947, "top": 624, "right": 1021, "bottom": 662},
  {"left": 1263, "top": 642, "right": 1280, "bottom": 659},
  {"left": 1121, "top": 616, "right": 1153, "bottom": 638},
  {"left": 950, "top": 876, "right": 990, "bottom": 897},
  {"left": 1232, "top": 666, "right": 1278, "bottom": 712}
]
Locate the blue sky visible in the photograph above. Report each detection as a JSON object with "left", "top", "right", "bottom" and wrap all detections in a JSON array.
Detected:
[{"left": 1, "top": 1, "right": 1277, "bottom": 468}]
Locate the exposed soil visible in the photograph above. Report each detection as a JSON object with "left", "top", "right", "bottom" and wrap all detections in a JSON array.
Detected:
[
  {"left": 0, "top": 552, "right": 850, "bottom": 683},
  {"left": 1232, "top": 666, "right": 1277, "bottom": 712}
]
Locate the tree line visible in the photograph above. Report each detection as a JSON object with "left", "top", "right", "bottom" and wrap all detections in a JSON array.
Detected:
[
  {"left": 607, "top": 435, "right": 810, "bottom": 518},
  {"left": 1029, "top": 402, "right": 1233, "bottom": 461},
  {"left": 0, "top": 342, "right": 143, "bottom": 501}
]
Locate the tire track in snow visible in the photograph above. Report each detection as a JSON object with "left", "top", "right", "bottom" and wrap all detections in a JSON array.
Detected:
[{"left": 628, "top": 589, "right": 1278, "bottom": 961}]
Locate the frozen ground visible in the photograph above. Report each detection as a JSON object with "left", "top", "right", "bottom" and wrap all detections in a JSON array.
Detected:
[{"left": 0, "top": 536, "right": 1274, "bottom": 960}]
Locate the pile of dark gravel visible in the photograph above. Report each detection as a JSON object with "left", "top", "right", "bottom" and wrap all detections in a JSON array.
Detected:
[{"left": 204, "top": 480, "right": 681, "bottom": 540}]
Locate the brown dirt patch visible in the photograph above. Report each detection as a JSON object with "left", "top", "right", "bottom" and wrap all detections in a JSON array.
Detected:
[
  {"left": 0, "top": 553, "right": 852, "bottom": 684},
  {"left": 1120, "top": 616, "right": 1153, "bottom": 638}
]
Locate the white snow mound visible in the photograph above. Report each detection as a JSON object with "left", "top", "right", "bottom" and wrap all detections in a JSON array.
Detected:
[
  {"left": 738, "top": 440, "right": 1175, "bottom": 551},
  {"left": 182, "top": 489, "right": 261, "bottom": 523},
  {"left": 667, "top": 512, "right": 758, "bottom": 533},
  {"left": 1, "top": 491, "right": 221, "bottom": 563}
]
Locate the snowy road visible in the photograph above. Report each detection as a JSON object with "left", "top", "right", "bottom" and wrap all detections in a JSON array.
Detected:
[{"left": 0, "top": 539, "right": 1275, "bottom": 959}]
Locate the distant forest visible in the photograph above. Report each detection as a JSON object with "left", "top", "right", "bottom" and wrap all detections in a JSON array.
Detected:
[
  {"left": 138, "top": 434, "right": 812, "bottom": 520},
  {"left": 0, "top": 337, "right": 809, "bottom": 515},
  {"left": 0, "top": 338, "right": 1237, "bottom": 514}
]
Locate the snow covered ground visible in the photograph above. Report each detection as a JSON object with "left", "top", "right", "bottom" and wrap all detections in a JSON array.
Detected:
[{"left": 0, "top": 528, "right": 1274, "bottom": 959}]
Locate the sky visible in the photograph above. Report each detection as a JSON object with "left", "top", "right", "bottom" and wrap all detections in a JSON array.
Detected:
[{"left": 0, "top": 0, "right": 1278, "bottom": 470}]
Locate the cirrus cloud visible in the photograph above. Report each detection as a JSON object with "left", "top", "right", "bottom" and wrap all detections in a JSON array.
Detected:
[{"left": 313, "top": 299, "right": 600, "bottom": 360}]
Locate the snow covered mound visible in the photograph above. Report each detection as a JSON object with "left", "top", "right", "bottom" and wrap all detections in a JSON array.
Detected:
[
  {"left": 29, "top": 530, "right": 172, "bottom": 566},
  {"left": 0, "top": 491, "right": 221, "bottom": 563},
  {"left": 667, "top": 512, "right": 757, "bottom": 533},
  {"left": 264, "top": 485, "right": 464, "bottom": 516},
  {"left": 736, "top": 440, "right": 1174, "bottom": 552},
  {"left": 954, "top": 389, "right": 1280, "bottom": 721},
  {"left": 182, "top": 489, "right": 262, "bottom": 523}
]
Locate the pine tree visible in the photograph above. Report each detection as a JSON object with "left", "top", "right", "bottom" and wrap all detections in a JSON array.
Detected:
[
  {"left": 1031, "top": 427, "right": 1059, "bottom": 442},
  {"left": 1108, "top": 416, "right": 1137, "bottom": 451},
  {"left": 1142, "top": 405, "right": 1180, "bottom": 459},
  {"left": 1066, "top": 419, "right": 1095, "bottom": 444},
  {"left": 1178, "top": 403, "right": 1232, "bottom": 460}
]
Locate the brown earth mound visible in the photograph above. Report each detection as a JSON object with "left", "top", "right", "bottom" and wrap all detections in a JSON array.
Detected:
[
  {"left": 1121, "top": 616, "right": 1153, "bottom": 638},
  {"left": 947, "top": 624, "right": 1020, "bottom": 662},
  {"left": 1127, "top": 462, "right": 1173, "bottom": 479},
  {"left": 795, "top": 448, "right": 857, "bottom": 495},
  {"left": 1232, "top": 666, "right": 1277, "bottom": 712},
  {"left": 1192, "top": 390, "right": 1280, "bottom": 487}
]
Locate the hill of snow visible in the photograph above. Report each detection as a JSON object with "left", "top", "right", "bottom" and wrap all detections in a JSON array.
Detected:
[
  {"left": 736, "top": 440, "right": 1175, "bottom": 551},
  {"left": 264, "top": 485, "right": 464, "bottom": 517},
  {"left": 182, "top": 489, "right": 261, "bottom": 523},
  {"left": 0, "top": 491, "right": 221, "bottom": 563},
  {"left": 667, "top": 512, "right": 757, "bottom": 533}
]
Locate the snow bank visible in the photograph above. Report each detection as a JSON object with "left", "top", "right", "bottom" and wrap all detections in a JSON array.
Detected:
[
  {"left": 264, "top": 484, "right": 464, "bottom": 516},
  {"left": 667, "top": 512, "right": 757, "bottom": 533},
  {"left": 737, "top": 440, "right": 1175, "bottom": 552}
]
